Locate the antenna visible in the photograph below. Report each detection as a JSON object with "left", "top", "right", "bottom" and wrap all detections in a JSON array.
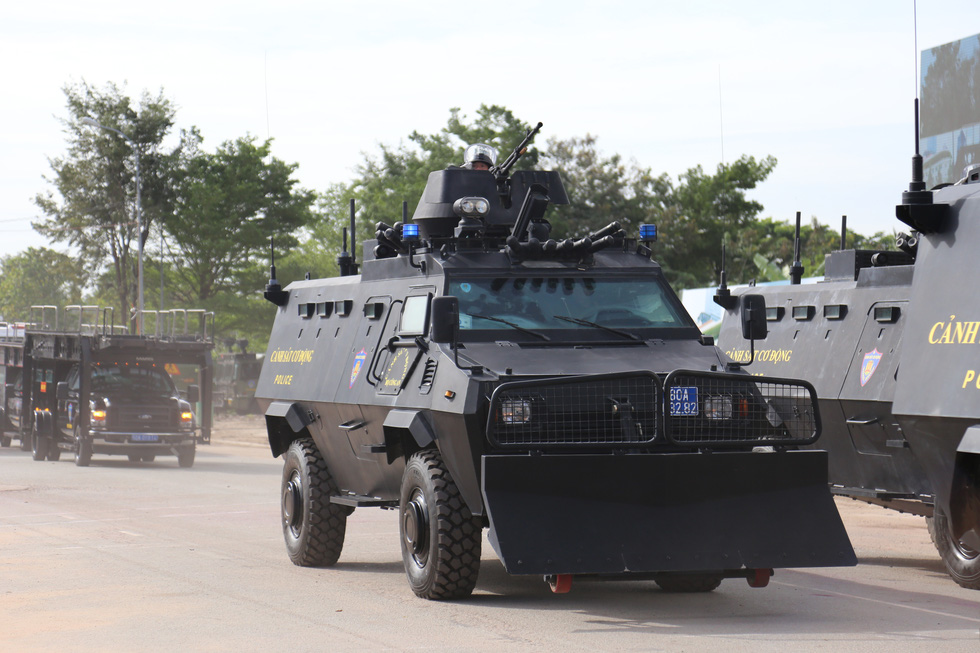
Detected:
[
  {"left": 840, "top": 215, "right": 847, "bottom": 250},
  {"left": 895, "top": 1, "right": 947, "bottom": 234},
  {"left": 718, "top": 64, "right": 725, "bottom": 165},
  {"left": 263, "top": 237, "right": 289, "bottom": 306},
  {"left": 789, "top": 211, "right": 804, "bottom": 285},
  {"left": 713, "top": 240, "right": 738, "bottom": 309},
  {"left": 349, "top": 199, "right": 359, "bottom": 275}
]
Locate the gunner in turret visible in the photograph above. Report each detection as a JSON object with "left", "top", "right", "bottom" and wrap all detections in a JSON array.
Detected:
[{"left": 461, "top": 143, "right": 498, "bottom": 171}]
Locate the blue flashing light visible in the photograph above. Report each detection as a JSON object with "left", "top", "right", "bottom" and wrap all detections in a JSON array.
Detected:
[
  {"left": 639, "top": 224, "right": 658, "bottom": 242},
  {"left": 402, "top": 223, "right": 420, "bottom": 240}
]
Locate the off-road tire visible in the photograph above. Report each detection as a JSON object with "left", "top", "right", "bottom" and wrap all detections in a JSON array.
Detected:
[
  {"left": 46, "top": 444, "right": 61, "bottom": 461},
  {"left": 927, "top": 510, "right": 980, "bottom": 589},
  {"left": 177, "top": 444, "right": 196, "bottom": 468},
  {"left": 399, "top": 449, "right": 482, "bottom": 600},
  {"left": 654, "top": 573, "right": 724, "bottom": 593},
  {"left": 20, "top": 435, "right": 31, "bottom": 452},
  {"left": 281, "top": 437, "right": 347, "bottom": 566},
  {"left": 0, "top": 435, "right": 10, "bottom": 447},
  {"left": 74, "top": 427, "right": 92, "bottom": 467}
]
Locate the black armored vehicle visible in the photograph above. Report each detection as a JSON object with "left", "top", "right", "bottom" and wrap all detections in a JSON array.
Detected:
[
  {"left": 256, "top": 127, "right": 856, "bottom": 599},
  {"left": 718, "top": 118, "right": 980, "bottom": 589}
]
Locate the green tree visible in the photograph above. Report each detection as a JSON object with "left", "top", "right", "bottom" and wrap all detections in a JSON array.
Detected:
[
  {"left": 163, "top": 134, "right": 316, "bottom": 341},
  {"left": 0, "top": 248, "right": 87, "bottom": 321},
  {"left": 33, "top": 81, "right": 180, "bottom": 324}
]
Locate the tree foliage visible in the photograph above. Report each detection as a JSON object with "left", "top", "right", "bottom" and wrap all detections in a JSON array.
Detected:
[
  {"left": 0, "top": 248, "right": 87, "bottom": 321},
  {"left": 162, "top": 133, "right": 316, "bottom": 338},
  {"left": 33, "top": 81, "right": 179, "bottom": 325}
]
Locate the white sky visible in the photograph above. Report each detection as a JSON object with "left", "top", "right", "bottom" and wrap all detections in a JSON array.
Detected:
[{"left": 2, "top": 0, "right": 977, "bottom": 259}]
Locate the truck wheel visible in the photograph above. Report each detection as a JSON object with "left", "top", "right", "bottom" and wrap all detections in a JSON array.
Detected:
[
  {"left": 653, "top": 574, "right": 724, "bottom": 592},
  {"left": 1, "top": 435, "right": 10, "bottom": 447},
  {"left": 46, "top": 444, "right": 61, "bottom": 462},
  {"left": 927, "top": 510, "right": 980, "bottom": 589},
  {"left": 399, "top": 449, "right": 482, "bottom": 600},
  {"left": 177, "top": 444, "right": 196, "bottom": 468},
  {"left": 281, "top": 437, "right": 347, "bottom": 566},
  {"left": 20, "top": 436, "right": 31, "bottom": 452},
  {"left": 31, "top": 426, "right": 49, "bottom": 462},
  {"left": 74, "top": 427, "right": 92, "bottom": 467}
]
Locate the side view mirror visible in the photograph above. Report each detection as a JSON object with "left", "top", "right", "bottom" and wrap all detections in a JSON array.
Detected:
[
  {"left": 740, "top": 294, "right": 768, "bottom": 341},
  {"left": 56, "top": 381, "right": 69, "bottom": 401},
  {"left": 187, "top": 384, "right": 201, "bottom": 404},
  {"left": 429, "top": 296, "right": 459, "bottom": 344}
]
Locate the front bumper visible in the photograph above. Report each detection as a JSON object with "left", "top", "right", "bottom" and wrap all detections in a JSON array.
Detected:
[{"left": 482, "top": 450, "right": 856, "bottom": 576}]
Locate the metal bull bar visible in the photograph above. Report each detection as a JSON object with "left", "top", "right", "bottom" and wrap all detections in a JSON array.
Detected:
[{"left": 481, "top": 371, "right": 856, "bottom": 576}]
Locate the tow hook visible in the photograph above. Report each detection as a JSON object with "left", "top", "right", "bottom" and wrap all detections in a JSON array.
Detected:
[
  {"left": 747, "top": 568, "right": 773, "bottom": 588},
  {"left": 545, "top": 574, "right": 572, "bottom": 594}
]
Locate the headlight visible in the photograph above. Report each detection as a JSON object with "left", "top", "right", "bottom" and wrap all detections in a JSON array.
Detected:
[
  {"left": 704, "top": 396, "right": 733, "bottom": 420},
  {"left": 499, "top": 398, "right": 531, "bottom": 424},
  {"left": 90, "top": 409, "right": 107, "bottom": 426}
]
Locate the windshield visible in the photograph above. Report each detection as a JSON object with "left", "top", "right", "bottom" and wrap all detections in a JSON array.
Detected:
[
  {"left": 90, "top": 365, "right": 177, "bottom": 396},
  {"left": 447, "top": 275, "right": 692, "bottom": 338}
]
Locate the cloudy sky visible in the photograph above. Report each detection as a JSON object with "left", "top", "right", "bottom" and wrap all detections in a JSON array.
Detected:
[{"left": 2, "top": 1, "right": 976, "bottom": 260}]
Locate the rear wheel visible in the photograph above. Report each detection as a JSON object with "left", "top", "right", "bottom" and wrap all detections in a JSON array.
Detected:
[
  {"left": 0, "top": 435, "right": 10, "bottom": 447},
  {"left": 46, "top": 443, "right": 61, "bottom": 461},
  {"left": 928, "top": 509, "right": 980, "bottom": 589},
  {"left": 399, "top": 450, "right": 482, "bottom": 600},
  {"left": 281, "top": 437, "right": 347, "bottom": 566},
  {"left": 654, "top": 573, "right": 724, "bottom": 593}
]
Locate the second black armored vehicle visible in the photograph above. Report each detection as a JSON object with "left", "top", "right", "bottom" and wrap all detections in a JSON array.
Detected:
[
  {"left": 718, "top": 129, "right": 980, "bottom": 589},
  {"left": 256, "top": 127, "right": 856, "bottom": 599}
]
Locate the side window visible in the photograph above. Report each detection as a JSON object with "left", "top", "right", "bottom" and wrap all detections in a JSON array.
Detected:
[{"left": 400, "top": 295, "right": 430, "bottom": 336}]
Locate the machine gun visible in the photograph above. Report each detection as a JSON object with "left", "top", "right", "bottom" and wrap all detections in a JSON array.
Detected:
[{"left": 491, "top": 121, "right": 543, "bottom": 181}]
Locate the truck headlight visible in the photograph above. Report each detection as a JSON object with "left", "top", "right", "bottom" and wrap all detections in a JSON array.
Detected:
[
  {"left": 500, "top": 398, "right": 532, "bottom": 424},
  {"left": 704, "top": 396, "right": 733, "bottom": 420}
]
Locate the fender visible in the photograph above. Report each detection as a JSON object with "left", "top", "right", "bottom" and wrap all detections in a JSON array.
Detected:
[
  {"left": 382, "top": 408, "right": 435, "bottom": 464},
  {"left": 265, "top": 400, "right": 316, "bottom": 457}
]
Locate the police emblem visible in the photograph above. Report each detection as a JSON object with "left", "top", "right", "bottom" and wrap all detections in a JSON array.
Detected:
[
  {"left": 349, "top": 348, "right": 367, "bottom": 388},
  {"left": 860, "top": 348, "right": 883, "bottom": 387}
]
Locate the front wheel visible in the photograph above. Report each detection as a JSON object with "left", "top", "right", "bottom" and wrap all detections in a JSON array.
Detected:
[
  {"left": 31, "top": 423, "right": 49, "bottom": 462},
  {"left": 177, "top": 444, "right": 196, "bottom": 468},
  {"left": 281, "top": 437, "right": 347, "bottom": 566},
  {"left": 928, "top": 510, "right": 980, "bottom": 589},
  {"left": 74, "top": 427, "right": 92, "bottom": 467},
  {"left": 399, "top": 450, "right": 482, "bottom": 600}
]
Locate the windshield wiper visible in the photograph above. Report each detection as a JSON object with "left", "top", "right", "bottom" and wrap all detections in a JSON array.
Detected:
[
  {"left": 553, "top": 315, "right": 641, "bottom": 341},
  {"left": 465, "top": 313, "right": 550, "bottom": 341}
]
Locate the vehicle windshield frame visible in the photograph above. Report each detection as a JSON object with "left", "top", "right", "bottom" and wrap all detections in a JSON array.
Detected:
[{"left": 444, "top": 272, "right": 699, "bottom": 343}]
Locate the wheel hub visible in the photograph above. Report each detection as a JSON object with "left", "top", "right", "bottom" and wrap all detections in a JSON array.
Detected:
[
  {"left": 283, "top": 473, "right": 303, "bottom": 533},
  {"left": 403, "top": 489, "right": 429, "bottom": 561}
]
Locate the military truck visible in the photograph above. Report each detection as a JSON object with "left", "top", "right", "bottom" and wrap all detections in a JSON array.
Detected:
[
  {"left": 0, "top": 305, "right": 214, "bottom": 467},
  {"left": 717, "top": 111, "right": 980, "bottom": 589},
  {"left": 213, "top": 339, "right": 263, "bottom": 415},
  {"left": 255, "top": 126, "right": 856, "bottom": 600}
]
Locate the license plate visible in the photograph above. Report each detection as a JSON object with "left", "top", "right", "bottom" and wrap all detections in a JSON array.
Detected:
[
  {"left": 669, "top": 386, "right": 699, "bottom": 416},
  {"left": 131, "top": 434, "right": 159, "bottom": 442}
]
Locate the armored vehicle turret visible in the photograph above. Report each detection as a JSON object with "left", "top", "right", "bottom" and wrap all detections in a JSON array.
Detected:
[
  {"left": 256, "top": 125, "right": 855, "bottom": 599},
  {"left": 718, "top": 106, "right": 980, "bottom": 589}
]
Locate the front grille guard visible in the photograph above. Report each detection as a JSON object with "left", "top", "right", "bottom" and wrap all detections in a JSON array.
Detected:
[
  {"left": 486, "top": 370, "right": 820, "bottom": 450},
  {"left": 486, "top": 372, "right": 660, "bottom": 448},
  {"left": 663, "top": 370, "right": 820, "bottom": 447}
]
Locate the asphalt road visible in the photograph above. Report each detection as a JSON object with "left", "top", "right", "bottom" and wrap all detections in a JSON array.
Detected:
[{"left": 1, "top": 438, "right": 978, "bottom": 653}]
